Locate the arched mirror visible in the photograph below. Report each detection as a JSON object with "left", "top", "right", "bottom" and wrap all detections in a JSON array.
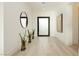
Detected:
[{"left": 20, "top": 11, "right": 28, "bottom": 29}]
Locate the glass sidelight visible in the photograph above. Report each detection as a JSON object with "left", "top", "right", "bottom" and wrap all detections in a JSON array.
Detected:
[{"left": 37, "top": 17, "right": 50, "bottom": 36}]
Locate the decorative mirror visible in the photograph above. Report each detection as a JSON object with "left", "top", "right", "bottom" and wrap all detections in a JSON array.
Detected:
[
  {"left": 57, "top": 14, "right": 63, "bottom": 33},
  {"left": 20, "top": 11, "right": 28, "bottom": 29}
]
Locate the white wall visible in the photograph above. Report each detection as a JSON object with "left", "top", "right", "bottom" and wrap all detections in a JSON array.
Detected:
[
  {"left": 0, "top": 3, "right": 3, "bottom": 55},
  {"left": 4, "top": 2, "right": 33, "bottom": 55},
  {"left": 33, "top": 4, "right": 73, "bottom": 45},
  {"left": 72, "top": 3, "right": 79, "bottom": 45},
  {"left": 54, "top": 4, "right": 73, "bottom": 45}
]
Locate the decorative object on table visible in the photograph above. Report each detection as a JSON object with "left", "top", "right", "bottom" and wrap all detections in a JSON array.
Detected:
[
  {"left": 20, "top": 11, "right": 28, "bottom": 29},
  {"left": 19, "top": 31, "right": 26, "bottom": 51},
  {"left": 32, "top": 29, "right": 35, "bottom": 39},
  {"left": 57, "top": 13, "right": 63, "bottom": 33},
  {"left": 28, "top": 30, "right": 31, "bottom": 43}
]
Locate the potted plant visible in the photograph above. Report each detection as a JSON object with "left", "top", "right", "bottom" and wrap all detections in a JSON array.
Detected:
[{"left": 19, "top": 31, "right": 26, "bottom": 51}]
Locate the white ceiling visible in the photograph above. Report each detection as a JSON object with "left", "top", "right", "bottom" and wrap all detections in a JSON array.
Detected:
[{"left": 26, "top": 2, "right": 72, "bottom": 12}]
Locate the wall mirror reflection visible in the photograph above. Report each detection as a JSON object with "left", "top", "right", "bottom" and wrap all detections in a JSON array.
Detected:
[{"left": 20, "top": 11, "right": 28, "bottom": 29}]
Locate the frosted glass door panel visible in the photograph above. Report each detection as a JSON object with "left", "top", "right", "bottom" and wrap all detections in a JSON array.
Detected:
[{"left": 39, "top": 18, "right": 48, "bottom": 35}]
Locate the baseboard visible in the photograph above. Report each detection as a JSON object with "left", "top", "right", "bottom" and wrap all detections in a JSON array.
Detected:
[{"left": 52, "top": 36, "right": 72, "bottom": 46}]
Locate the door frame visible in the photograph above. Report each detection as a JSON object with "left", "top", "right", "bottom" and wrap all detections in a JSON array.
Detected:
[{"left": 37, "top": 17, "right": 50, "bottom": 37}]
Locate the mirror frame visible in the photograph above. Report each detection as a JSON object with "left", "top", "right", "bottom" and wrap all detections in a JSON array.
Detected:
[{"left": 20, "top": 11, "right": 28, "bottom": 29}]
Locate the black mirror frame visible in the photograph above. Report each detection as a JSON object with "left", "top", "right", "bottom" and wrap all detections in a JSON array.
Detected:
[{"left": 20, "top": 11, "right": 28, "bottom": 29}]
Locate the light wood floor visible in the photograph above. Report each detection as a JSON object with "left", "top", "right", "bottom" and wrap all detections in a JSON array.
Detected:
[{"left": 14, "top": 37, "right": 78, "bottom": 56}]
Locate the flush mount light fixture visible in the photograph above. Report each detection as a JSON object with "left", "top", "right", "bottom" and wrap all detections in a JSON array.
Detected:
[
  {"left": 41, "top": 2, "right": 45, "bottom": 4},
  {"left": 20, "top": 11, "right": 28, "bottom": 29}
]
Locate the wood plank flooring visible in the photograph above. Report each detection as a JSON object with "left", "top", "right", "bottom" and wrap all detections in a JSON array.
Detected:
[{"left": 14, "top": 37, "right": 78, "bottom": 56}]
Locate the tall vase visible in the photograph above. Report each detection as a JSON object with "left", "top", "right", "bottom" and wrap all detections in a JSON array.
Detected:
[
  {"left": 19, "top": 33, "right": 26, "bottom": 51},
  {"left": 28, "top": 30, "right": 31, "bottom": 43},
  {"left": 32, "top": 30, "right": 35, "bottom": 39},
  {"left": 21, "top": 39, "right": 26, "bottom": 51},
  {"left": 28, "top": 33, "right": 31, "bottom": 43}
]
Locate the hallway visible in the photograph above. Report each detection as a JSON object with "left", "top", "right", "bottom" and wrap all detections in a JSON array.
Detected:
[
  {"left": 15, "top": 37, "right": 77, "bottom": 56},
  {"left": 0, "top": 2, "right": 78, "bottom": 56}
]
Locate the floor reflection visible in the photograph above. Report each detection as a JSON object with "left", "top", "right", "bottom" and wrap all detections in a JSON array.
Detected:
[{"left": 14, "top": 37, "right": 78, "bottom": 56}]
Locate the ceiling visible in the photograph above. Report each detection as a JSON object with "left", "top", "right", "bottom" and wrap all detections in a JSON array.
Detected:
[{"left": 26, "top": 2, "right": 72, "bottom": 12}]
